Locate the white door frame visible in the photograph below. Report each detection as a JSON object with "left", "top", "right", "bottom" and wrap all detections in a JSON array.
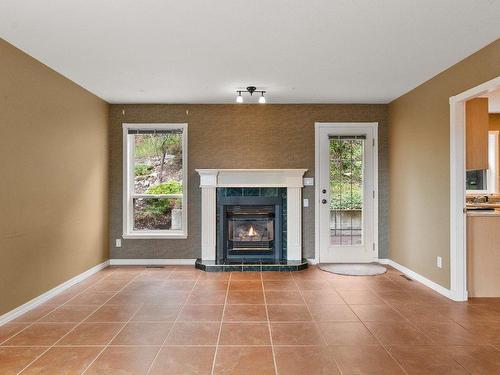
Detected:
[
  {"left": 314, "top": 122, "right": 379, "bottom": 263},
  {"left": 449, "top": 76, "right": 500, "bottom": 302}
]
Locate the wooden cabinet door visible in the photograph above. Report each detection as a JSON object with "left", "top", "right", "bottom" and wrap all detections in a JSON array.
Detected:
[{"left": 466, "top": 98, "right": 489, "bottom": 170}]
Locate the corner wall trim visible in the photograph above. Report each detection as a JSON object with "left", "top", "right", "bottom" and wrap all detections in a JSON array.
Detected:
[
  {"left": 378, "top": 259, "right": 453, "bottom": 300},
  {"left": 0, "top": 260, "right": 110, "bottom": 326},
  {"left": 109, "top": 259, "right": 196, "bottom": 266}
]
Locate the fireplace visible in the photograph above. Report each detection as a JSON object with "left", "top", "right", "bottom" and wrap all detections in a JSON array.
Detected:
[{"left": 218, "top": 194, "right": 283, "bottom": 262}]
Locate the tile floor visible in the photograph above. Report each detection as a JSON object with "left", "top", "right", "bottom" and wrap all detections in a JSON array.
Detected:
[{"left": 1, "top": 265, "right": 500, "bottom": 374}]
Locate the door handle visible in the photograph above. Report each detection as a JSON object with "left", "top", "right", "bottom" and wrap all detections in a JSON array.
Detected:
[{"left": 321, "top": 199, "right": 327, "bottom": 204}]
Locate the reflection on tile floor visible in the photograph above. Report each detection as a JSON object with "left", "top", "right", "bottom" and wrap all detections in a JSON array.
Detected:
[{"left": 1, "top": 265, "right": 500, "bottom": 374}]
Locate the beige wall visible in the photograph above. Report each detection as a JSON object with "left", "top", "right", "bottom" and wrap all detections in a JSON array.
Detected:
[
  {"left": 0, "top": 39, "right": 109, "bottom": 315},
  {"left": 109, "top": 104, "right": 389, "bottom": 261},
  {"left": 388, "top": 39, "right": 500, "bottom": 288}
]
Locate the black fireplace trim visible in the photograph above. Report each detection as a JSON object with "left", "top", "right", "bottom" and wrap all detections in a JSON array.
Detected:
[{"left": 217, "top": 195, "right": 283, "bottom": 262}]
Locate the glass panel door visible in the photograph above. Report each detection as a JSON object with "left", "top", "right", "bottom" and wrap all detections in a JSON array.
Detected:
[{"left": 329, "top": 136, "right": 365, "bottom": 246}]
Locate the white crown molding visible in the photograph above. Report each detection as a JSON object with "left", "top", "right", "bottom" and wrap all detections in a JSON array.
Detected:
[
  {"left": 0, "top": 260, "right": 110, "bottom": 326},
  {"left": 109, "top": 259, "right": 196, "bottom": 266},
  {"left": 378, "top": 259, "right": 454, "bottom": 300}
]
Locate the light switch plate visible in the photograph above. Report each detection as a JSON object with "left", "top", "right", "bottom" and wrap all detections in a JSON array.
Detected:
[
  {"left": 115, "top": 239, "right": 122, "bottom": 248},
  {"left": 303, "top": 198, "right": 309, "bottom": 207},
  {"left": 303, "top": 177, "right": 314, "bottom": 186},
  {"left": 437, "top": 256, "right": 442, "bottom": 268}
]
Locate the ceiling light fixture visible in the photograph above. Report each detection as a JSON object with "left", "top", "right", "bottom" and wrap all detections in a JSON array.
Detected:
[{"left": 235, "top": 86, "right": 267, "bottom": 104}]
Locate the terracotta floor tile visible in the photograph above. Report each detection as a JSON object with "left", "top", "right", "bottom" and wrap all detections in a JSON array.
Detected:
[
  {"left": 271, "top": 322, "right": 324, "bottom": 345},
  {"left": 265, "top": 290, "right": 304, "bottom": 304},
  {"left": 301, "top": 289, "right": 345, "bottom": 305},
  {"left": 0, "top": 347, "right": 46, "bottom": 375},
  {"left": 387, "top": 345, "right": 469, "bottom": 375},
  {"left": 214, "top": 346, "right": 275, "bottom": 375},
  {"left": 22, "top": 346, "right": 102, "bottom": 375},
  {"left": 153, "top": 291, "right": 191, "bottom": 304},
  {"left": 193, "top": 280, "right": 229, "bottom": 292},
  {"left": 230, "top": 272, "right": 262, "bottom": 281},
  {"left": 229, "top": 280, "right": 263, "bottom": 290},
  {"left": 58, "top": 322, "right": 123, "bottom": 345},
  {"left": 437, "top": 303, "right": 500, "bottom": 322},
  {"left": 330, "top": 345, "right": 406, "bottom": 374},
  {"left": 350, "top": 304, "right": 406, "bottom": 322},
  {"left": 445, "top": 345, "right": 500, "bottom": 374},
  {"left": 162, "top": 280, "right": 196, "bottom": 291},
  {"left": 295, "top": 280, "right": 330, "bottom": 290},
  {"left": 106, "top": 292, "right": 148, "bottom": 305},
  {"left": 149, "top": 346, "right": 215, "bottom": 375},
  {"left": 86, "top": 304, "right": 140, "bottom": 322},
  {"left": 187, "top": 289, "right": 227, "bottom": 304},
  {"left": 455, "top": 320, "right": 500, "bottom": 345},
  {"left": 90, "top": 278, "right": 129, "bottom": 291},
  {"left": 0, "top": 323, "right": 30, "bottom": 343},
  {"left": 198, "top": 271, "right": 231, "bottom": 281},
  {"left": 338, "top": 290, "right": 385, "bottom": 305},
  {"left": 274, "top": 346, "right": 341, "bottom": 375},
  {"left": 168, "top": 270, "right": 201, "bottom": 280},
  {"left": 165, "top": 322, "right": 220, "bottom": 345},
  {"left": 85, "top": 346, "right": 160, "bottom": 375},
  {"left": 376, "top": 291, "right": 415, "bottom": 306},
  {"left": 4, "top": 323, "right": 76, "bottom": 346},
  {"left": 219, "top": 323, "right": 271, "bottom": 345},
  {"left": 132, "top": 304, "right": 182, "bottom": 322},
  {"left": 393, "top": 303, "right": 452, "bottom": 322},
  {"left": 263, "top": 280, "right": 298, "bottom": 291},
  {"left": 111, "top": 322, "right": 173, "bottom": 345},
  {"left": 227, "top": 290, "right": 265, "bottom": 304},
  {"left": 178, "top": 304, "right": 224, "bottom": 321},
  {"left": 415, "top": 321, "right": 485, "bottom": 345},
  {"left": 261, "top": 272, "right": 293, "bottom": 281},
  {"left": 365, "top": 321, "right": 431, "bottom": 345},
  {"left": 11, "top": 305, "right": 56, "bottom": 323},
  {"left": 66, "top": 291, "right": 115, "bottom": 305},
  {"left": 267, "top": 305, "right": 312, "bottom": 321},
  {"left": 223, "top": 304, "right": 268, "bottom": 321},
  {"left": 308, "top": 304, "right": 359, "bottom": 322},
  {"left": 318, "top": 322, "right": 378, "bottom": 345},
  {"left": 39, "top": 305, "right": 97, "bottom": 322}
]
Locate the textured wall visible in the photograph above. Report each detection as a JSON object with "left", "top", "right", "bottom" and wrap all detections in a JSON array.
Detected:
[
  {"left": 0, "top": 38, "right": 109, "bottom": 315},
  {"left": 389, "top": 39, "right": 500, "bottom": 289},
  {"left": 109, "top": 104, "right": 388, "bottom": 260}
]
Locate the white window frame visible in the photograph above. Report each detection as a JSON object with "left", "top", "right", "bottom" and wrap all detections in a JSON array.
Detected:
[{"left": 122, "top": 123, "right": 188, "bottom": 239}]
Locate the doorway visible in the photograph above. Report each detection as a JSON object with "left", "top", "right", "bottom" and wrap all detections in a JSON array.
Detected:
[{"left": 315, "top": 123, "right": 378, "bottom": 263}]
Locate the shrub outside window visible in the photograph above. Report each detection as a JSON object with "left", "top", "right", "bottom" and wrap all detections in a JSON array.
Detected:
[{"left": 123, "top": 123, "right": 187, "bottom": 238}]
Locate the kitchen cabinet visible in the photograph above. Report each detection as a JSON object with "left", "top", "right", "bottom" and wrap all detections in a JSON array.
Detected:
[{"left": 466, "top": 98, "right": 489, "bottom": 170}]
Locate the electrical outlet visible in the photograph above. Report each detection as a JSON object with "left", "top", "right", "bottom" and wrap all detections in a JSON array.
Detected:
[
  {"left": 437, "top": 256, "right": 442, "bottom": 268},
  {"left": 115, "top": 239, "right": 122, "bottom": 248},
  {"left": 303, "top": 198, "right": 309, "bottom": 207}
]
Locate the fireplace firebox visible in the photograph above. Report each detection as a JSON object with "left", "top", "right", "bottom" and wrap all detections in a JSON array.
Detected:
[{"left": 218, "top": 195, "right": 283, "bottom": 262}]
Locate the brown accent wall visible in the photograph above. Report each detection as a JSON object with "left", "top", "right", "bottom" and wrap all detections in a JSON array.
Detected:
[
  {"left": 388, "top": 39, "right": 500, "bottom": 288},
  {"left": 109, "top": 104, "right": 388, "bottom": 260},
  {"left": 0, "top": 39, "right": 109, "bottom": 315}
]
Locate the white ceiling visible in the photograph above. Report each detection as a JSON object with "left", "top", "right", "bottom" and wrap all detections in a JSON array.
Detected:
[{"left": 0, "top": 0, "right": 499, "bottom": 104}]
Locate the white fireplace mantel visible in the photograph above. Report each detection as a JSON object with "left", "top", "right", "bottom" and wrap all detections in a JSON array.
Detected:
[{"left": 195, "top": 169, "right": 307, "bottom": 262}]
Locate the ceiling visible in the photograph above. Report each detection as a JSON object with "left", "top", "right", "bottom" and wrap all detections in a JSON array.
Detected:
[{"left": 0, "top": 0, "right": 499, "bottom": 104}]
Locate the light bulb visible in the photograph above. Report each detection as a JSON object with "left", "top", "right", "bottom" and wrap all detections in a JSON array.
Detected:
[
  {"left": 258, "top": 94, "right": 266, "bottom": 104},
  {"left": 236, "top": 93, "right": 243, "bottom": 103}
]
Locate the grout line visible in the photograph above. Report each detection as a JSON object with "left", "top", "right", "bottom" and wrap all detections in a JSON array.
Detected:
[
  {"left": 262, "top": 271, "right": 279, "bottom": 375},
  {"left": 291, "top": 270, "right": 345, "bottom": 375},
  {"left": 210, "top": 272, "right": 231, "bottom": 375},
  {"left": 15, "top": 268, "right": 143, "bottom": 375},
  {"left": 145, "top": 271, "right": 201, "bottom": 375}
]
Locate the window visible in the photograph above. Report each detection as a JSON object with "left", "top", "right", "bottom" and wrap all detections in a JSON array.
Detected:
[{"left": 123, "top": 123, "right": 187, "bottom": 238}]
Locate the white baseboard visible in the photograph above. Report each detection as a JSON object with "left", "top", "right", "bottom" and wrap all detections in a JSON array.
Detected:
[
  {"left": 378, "top": 258, "right": 452, "bottom": 300},
  {"left": 109, "top": 258, "right": 196, "bottom": 266},
  {"left": 0, "top": 260, "right": 110, "bottom": 326},
  {"left": 306, "top": 258, "right": 319, "bottom": 265}
]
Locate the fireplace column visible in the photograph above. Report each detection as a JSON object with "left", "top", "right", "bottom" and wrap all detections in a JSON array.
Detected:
[
  {"left": 287, "top": 187, "right": 302, "bottom": 261},
  {"left": 198, "top": 171, "right": 217, "bottom": 260}
]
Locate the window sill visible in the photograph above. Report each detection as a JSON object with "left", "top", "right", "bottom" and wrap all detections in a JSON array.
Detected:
[{"left": 122, "top": 232, "right": 187, "bottom": 240}]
